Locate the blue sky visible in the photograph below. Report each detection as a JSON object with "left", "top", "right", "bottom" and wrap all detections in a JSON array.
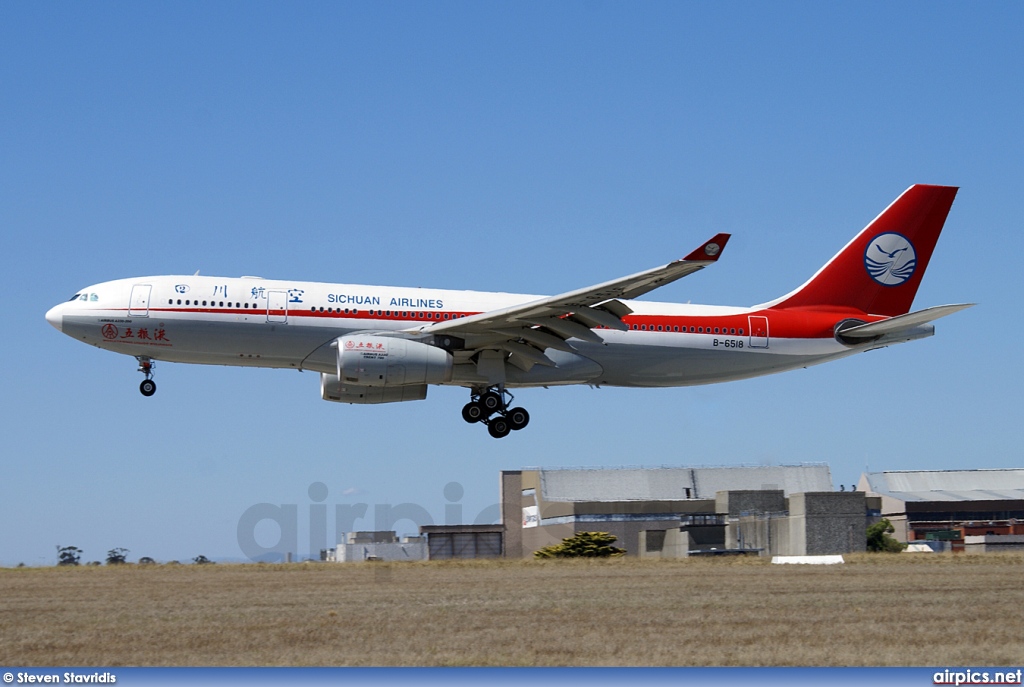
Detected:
[{"left": 2, "top": 2, "right": 1021, "bottom": 565}]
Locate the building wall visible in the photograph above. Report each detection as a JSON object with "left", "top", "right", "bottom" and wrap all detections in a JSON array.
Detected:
[
  {"left": 727, "top": 514, "right": 791, "bottom": 556},
  {"left": 964, "top": 534, "right": 1024, "bottom": 554},
  {"left": 640, "top": 529, "right": 693, "bottom": 559},
  {"left": 521, "top": 519, "right": 684, "bottom": 557},
  {"left": 333, "top": 542, "right": 427, "bottom": 562},
  {"left": 716, "top": 490, "right": 786, "bottom": 517},
  {"left": 789, "top": 492, "right": 866, "bottom": 555},
  {"left": 500, "top": 471, "right": 523, "bottom": 558}
]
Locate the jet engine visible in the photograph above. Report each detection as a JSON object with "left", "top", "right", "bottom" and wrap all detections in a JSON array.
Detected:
[
  {"left": 320, "top": 374, "right": 428, "bottom": 404},
  {"left": 334, "top": 334, "right": 453, "bottom": 387}
]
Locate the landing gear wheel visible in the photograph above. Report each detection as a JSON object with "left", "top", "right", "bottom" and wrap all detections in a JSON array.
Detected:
[
  {"left": 479, "top": 391, "right": 504, "bottom": 415},
  {"left": 139, "top": 379, "right": 156, "bottom": 397},
  {"left": 462, "top": 401, "right": 485, "bottom": 423},
  {"left": 487, "top": 416, "right": 512, "bottom": 439},
  {"left": 507, "top": 407, "right": 530, "bottom": 431}
]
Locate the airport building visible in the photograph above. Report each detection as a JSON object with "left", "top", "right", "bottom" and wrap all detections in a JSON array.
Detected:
[
  {"left": 499, "top": 465, "right": 866, "bottom": 558},
  {"left": 858, "top": 469, "right": 1024, "bottom": 553},
  {"left": 322, "top": 466, "right": 1024, "bottom": 562}
]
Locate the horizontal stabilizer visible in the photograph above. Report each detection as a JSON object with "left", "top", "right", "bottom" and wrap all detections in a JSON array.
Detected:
[{"left": 839, "top": 304, "right": 975, "bottom": 340}]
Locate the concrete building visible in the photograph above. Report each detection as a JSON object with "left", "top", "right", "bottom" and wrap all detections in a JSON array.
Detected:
[
  {"left": 326, "top": 531, "right": 427, "bottom": 562},
  {"left": 420, "top": 525, "right": 503, "bottom": 560},
  {"left": 501, "top": 465, "right": 836, "bottom": 558},
  {"left": 859, "top": 469, "right": 1024, "bottom": 550}
]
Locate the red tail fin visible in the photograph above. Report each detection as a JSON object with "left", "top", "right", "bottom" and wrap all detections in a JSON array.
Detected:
[{"left": 770, "top": 185, "right": 958, "bottom": 316}]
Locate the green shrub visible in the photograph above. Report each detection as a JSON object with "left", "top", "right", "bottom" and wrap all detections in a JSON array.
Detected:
[
  {"left": 866, "top": 518, "right": 906, "bottom": 552},
  {"left": 534, "top": 531, "right": 626, "bottom": 558}
]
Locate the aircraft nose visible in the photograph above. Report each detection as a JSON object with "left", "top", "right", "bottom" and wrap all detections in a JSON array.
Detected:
[{"left": 45, "top": 304, "right": 63, "bottom": 332}]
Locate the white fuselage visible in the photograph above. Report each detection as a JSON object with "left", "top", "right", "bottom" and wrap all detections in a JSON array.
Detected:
[{"left": 45, "top": 274, "right": 924, "bottom": 391}]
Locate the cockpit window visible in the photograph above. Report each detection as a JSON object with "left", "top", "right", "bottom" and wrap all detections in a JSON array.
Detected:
[{"left": 68, "top": 294, "right": 81, "bottom": 301}]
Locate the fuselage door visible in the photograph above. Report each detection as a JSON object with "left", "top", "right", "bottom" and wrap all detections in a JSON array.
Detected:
[
  {"left": 267, "top": 290, "right": 288, "bottom": 323},
  {"left": 748, "top": 315, "right": 769, "bottom": 348},
  {"left": 129, "top": 284, "right": 152, "bottom": 317}
]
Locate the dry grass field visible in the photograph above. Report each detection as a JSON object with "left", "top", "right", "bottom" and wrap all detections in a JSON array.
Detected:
[{"left": 2, "top": 554, "right": 1024, "bottom": 667}]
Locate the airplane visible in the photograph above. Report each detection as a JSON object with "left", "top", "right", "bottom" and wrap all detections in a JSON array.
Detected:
[{"left": 45, "top": 184, "right": 972, "bottom": 438}]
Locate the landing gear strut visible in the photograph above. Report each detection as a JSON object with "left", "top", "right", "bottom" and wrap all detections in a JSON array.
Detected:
[
  {"left": 137, "top": 357, "right": 156, "bottom": 397},
  {"left": 462, "top": 387, "right": 530, "bottom": 438}
]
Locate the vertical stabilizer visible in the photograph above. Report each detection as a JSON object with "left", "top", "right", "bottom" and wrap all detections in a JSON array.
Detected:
[{"left": 770, "top": 185, "right": 958, "bottom": 316}]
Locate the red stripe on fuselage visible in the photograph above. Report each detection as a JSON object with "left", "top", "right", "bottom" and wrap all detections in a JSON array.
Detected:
[{"left": 128, "top": 305, "right": 883, "bottom": 340}]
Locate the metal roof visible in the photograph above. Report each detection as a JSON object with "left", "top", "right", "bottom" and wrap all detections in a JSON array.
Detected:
[
  {"left": 861, "top": 469, "right": 1024, "bottom": 502},
  {"left": 537, "top": 465, "right": 833, "bottom": 502}
]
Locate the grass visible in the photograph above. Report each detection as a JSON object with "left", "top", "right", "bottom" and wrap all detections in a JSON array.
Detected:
[{"left": 2, "top": 554, "right": 1024, "bottom": 666}]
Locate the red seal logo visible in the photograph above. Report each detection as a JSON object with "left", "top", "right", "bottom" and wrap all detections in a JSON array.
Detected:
[
  {"left": 101, "top": 324, "right": 118, "bottom": 340},
  {"left": 345, "top": 340, "right": 355, "bottom": 349}
]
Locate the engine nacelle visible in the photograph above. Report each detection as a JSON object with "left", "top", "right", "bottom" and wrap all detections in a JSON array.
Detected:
[
  {"left": 320, "top": 374, "right": 428, "bottom": 404},
  {"left": 334, "top": 335, "right": 453, "bottom": 387}
]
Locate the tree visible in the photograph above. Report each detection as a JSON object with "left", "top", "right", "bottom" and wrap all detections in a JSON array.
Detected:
[
  {"left": 106, "top": 548, "right": 130, "bottom": 565},
  {"left": 192, "top": 555, "right": 215, "bottom": 565},
  {"left": 534, "top": 531, "right": 626, "bottom": 558},
  {"left": 866, "top": 518, "right": 906, "bottom": 552},
  {"left": 56, "top": 545, "right": 81, "bottom": 566}
]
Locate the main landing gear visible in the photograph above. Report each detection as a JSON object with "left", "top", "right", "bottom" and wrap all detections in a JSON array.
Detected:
[
  {"left": 137, "top": 357, "right": 156, "bottom": 397},
  {"left": 462, "top": 387, "right": 530, "bottom": 439}
]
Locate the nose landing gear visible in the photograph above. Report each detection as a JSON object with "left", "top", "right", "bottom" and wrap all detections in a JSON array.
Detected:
[
  {"left": 462, "top": 387, "right": 530, "bottom": 438},
  {"left": 137, "top": 357, "right": 156, "bottom": 397}
]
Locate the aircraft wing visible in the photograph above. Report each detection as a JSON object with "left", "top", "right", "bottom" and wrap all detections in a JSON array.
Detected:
[{"left": 405, "top": 233, "right": 730, "bottom": 370}]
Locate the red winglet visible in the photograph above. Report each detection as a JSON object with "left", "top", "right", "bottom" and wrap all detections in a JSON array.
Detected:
[{"left": 683, "top": 233, "right": 731, "bottom": 262}]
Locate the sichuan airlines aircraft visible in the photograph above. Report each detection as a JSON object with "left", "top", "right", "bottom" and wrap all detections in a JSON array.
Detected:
[{"left": 46, "top": 185, "right": 971, "bottom": 438}]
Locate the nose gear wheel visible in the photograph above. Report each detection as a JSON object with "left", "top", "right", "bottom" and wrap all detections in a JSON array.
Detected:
[{"left": 136, "top": 357, "right": 156, "bottom": 397}]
